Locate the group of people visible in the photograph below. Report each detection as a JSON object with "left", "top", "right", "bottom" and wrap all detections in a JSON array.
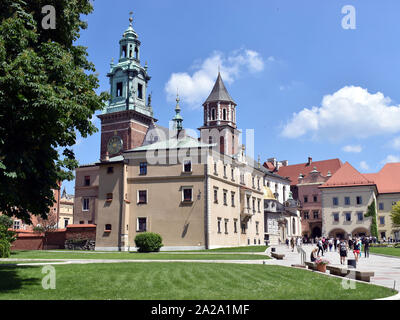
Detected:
[
  {"left": 310, "top": 236, "right": 373, "bottom": 265},
  {"left": 285, "top": 237, "right": 302, "bottom": 252}
]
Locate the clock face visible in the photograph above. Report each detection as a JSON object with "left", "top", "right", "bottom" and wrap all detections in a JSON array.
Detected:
[{"left": 107, "top": 136, "right": 123, "bottom": 155}]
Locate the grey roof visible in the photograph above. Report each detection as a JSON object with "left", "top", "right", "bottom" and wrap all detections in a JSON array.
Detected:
[
  {"left": 244, "top": 155, "right": 291, "bottom": 182},
  {"left": 127, "top": 135, "right": 215, "bottom": 152},
  {"left": 204, "top": 73, "right": 236, "bottom": 105},
  {"left": 142, "top": 122, "right": 170, "bottom": 146}
]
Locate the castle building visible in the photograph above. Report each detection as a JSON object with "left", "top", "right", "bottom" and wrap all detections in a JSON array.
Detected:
[{"left": 74, "top": 16, "right": 293, "bottom": 251}]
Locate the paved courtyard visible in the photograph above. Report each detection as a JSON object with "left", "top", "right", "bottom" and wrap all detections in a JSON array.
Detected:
[{"left": 266, "top": 244, "right": 400, "bottom": 292}]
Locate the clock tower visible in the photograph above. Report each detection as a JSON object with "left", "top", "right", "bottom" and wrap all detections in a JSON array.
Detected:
[{"left": 98, "top": 14, "right": 156, "bottom": 160}]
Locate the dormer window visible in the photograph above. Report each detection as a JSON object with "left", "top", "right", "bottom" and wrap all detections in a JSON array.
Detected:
[{"left": 116, "top": 82, "right": 123, "bottom": 97}]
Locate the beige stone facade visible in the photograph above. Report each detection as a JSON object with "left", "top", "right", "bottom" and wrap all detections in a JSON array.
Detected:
[
  {"left": 321, "top": 186, "right": 376, "bottom": 239},
  {"left": 59, "top": 192, "right": 74, "bottom": 228},
  {"left": 376, "top": 194, "right": 400, "bottom": 240}
]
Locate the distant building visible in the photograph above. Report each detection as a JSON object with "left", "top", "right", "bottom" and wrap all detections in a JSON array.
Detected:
[
  {"left": 59, "top": 189, "right": 74, "bottom": 228},
  {"left": 264, "top": 157, "right": 342, "bottom": 239}
]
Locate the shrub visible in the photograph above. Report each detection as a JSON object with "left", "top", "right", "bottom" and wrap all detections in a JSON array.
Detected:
[
  {"left": 0, "top": 239, "right": 11, "bottom": 258},
  {"left": 134, "top": 232, "right": 163, "bottom": 252}
]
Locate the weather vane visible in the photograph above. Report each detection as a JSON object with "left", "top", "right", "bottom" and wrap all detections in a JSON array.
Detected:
[{"left": 129, "top": 11, "right": 133, "bottom": 26}]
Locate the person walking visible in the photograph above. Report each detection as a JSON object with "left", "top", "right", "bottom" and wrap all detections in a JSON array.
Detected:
[
  {"left": 334, "top": 237, "right": 338, "bottom": 251},
  {"left": 338, "top": 239, "right": 348, "bottom": 265},
  {"left": 286, "top": 238, "right": 289, "bottom": 248},
  {"left": 328, "top": 238, "right": 333, "bottom": 252},
  {"left": 317, "top": 238, "right": 324, "bottom": 256},
  {"left": 364, "top": 236, "right": 370, "bottom": 258},
  {"left": 348, "top": 238, "right": 353, "bottom": 250},
  {"left": 290, "top": 237, "right": 295, "bottom": 252},
  {"left": 353, "top": 238, "right": 361, "bottom": 263}
]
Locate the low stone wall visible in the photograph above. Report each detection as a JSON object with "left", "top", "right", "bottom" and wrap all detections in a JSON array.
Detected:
[{"left": 11, "top": 233, "right": 44, "bottom": 250}]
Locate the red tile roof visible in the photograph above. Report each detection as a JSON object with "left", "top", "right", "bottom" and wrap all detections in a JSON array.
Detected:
[
  {"left": 320, "top": 162, "right": 375, "bottom": 188},
  {"left": 66, "top": 224, "right": 96, "bottom": 228},
  {"left": 270, "top": 158, "right": 343, "bottom": 185},
  {"left": 364, "top": 163, "right": 400, "bottom": 194},
  {"left": 263, "top": 162, "right": 275, "bottom": 171}
]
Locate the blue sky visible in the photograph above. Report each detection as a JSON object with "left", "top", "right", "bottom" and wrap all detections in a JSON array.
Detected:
[{"left": 64, "top": 0, "right": 400, "bottom": 194}]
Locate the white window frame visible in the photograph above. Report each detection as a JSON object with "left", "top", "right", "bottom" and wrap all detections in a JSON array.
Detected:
[
  {"left": 182, "top": 186, "right": 193, "bottom": 202},
  {"left": 13, "top": 220, "right": 20, "bottom": 230},
  {"left": 136, "top": 217, "right": 147, "bottom": 232},
  {"left": 182, "top": 159, "right": 192, "bottom": 173},
  {"left": 137, "top": 190, "right": 148, "bottom": 204},
  {"left": 82, "top": 198, "right": 89, "bottom": 211}
]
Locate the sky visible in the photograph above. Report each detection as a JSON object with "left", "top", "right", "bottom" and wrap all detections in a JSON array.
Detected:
[{"left": 64, "top": 0, "right": 400, "bottom": 194}]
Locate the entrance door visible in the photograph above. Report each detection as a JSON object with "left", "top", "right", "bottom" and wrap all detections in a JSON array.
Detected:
[{"left": 311, "top": 226, "right": 321, "bottom": 238}]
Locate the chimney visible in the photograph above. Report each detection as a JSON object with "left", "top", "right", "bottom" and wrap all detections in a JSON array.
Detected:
[
  {"left": 103, "top": 151, "right": 110, "bottom": 162},
  {"left": 282, "top": 160, "right": 288, "bottom": 167},
  {"left": 307, "top": 157, "right": 312, "bottom": 166},
  {"left": 268, "top": 158, "right": 277, "bottom": 168},
  {"left": 276, "top": 162, "right": 281, "bottom": 171}
]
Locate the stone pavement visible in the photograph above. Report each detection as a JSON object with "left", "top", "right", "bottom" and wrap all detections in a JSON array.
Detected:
[{"left": 266, "top": 244, "right": 400, "bottom": 292}]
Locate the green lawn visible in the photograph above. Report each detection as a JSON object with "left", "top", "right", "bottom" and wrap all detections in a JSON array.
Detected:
[
  {"left": 5, "top": 250, "right": 268, "bottom": 261},
  {"left": 0, "top": 262, "right": 394, "bottom": 300},
  {"left": 369, "top": 247, "right": 400, "bottom": 257},
  {"left": 178, "top": 245, "right": 268, "bottom": 252}
]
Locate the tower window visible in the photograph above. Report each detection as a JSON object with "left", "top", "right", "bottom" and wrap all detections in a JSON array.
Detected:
[
  {"left": 137, "top": 83, "right": 143, "bottom": 99},
  {"left": 220, "top": 136, "right": 225, "bottom": 154},
  {"left": 211, "top": 108, "right": 216, "bottom": 120},
  {"left": 135, "top": 47, "right": 139, "bottom": 59},
  {"left": 208, "top": 136, "right": 213, "bottom": 144},
  {"left": 223, "top": 108, "right": 226, "bottom": 120},
  {"left": 122, "top": 45, "right": 127, "bottom": 58},
  {"left": 129, "top": 45, "right": 133, "bottom": 58},
  {"left": 116, "top": 82, "right": 123, "bottom": 97}
]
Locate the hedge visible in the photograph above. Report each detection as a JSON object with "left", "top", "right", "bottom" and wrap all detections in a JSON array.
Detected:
[
  {"left": 134, "top": 232, "right": 163, "bottom": 252},
  {"left": 0, "top": 239, "right": 11, "bottom": 258}
]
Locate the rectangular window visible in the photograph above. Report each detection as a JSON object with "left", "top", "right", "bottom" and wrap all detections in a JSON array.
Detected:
[
  {"left": 333, "top": 213, "right": 339, "bottom": 222},
  {"left": 105, "top": 224, "right": 112, "bottom": 231},
  {"left": 64, "top": 219, "right": 69, "bottom": 228},
  {"left": 257, "top": 199, "right": 261, "bottom": 212},
  {"left": 356, "top": 196, "right": 362, "bottom": 205},
  {"left": 313, "top": 195, "right": 318, "bottom": 202},
  {"left": 256, "top": 221, "right": 259, "bottom": 235},
  {"left": 137, "top": 218, "right": 147, "bottom": 232},
  {"left": 241, "top": 223, "right": 246, "bottom": 234},
  {"left": 79, "top": 221, "right": 84, "bottom": 224},
  {"left": 303, "top": 211, "right": 309, "bottom": 220},
  {"left": 217, "top": 218, "right": 221, "bottom": 234},
  {"left": 379, "top": 202, "right": 384, "bottom": 211},
  {"left": 333, "top": 197, "right": 339, "bottom": 206},
  {"left": 214, "top": 188, "right": 218, "bottom": 203},
  {"left": 231, "top": 168, "right": 234, "bottom": 181},
  {"left": 13, "top": 220, "right": 20, "bottom": 230},
  {"left": 252, "top": 176, "right": 255, "bottom": 188},
  {"left": 234, "top": 219, "right": 238, "bottom": 233},
  {"left": 139, "top": 162, "right": 147, "bottom": 175},
  {"left": 223, "top": 190, "right": 227, "bottom": 206},
  {"left": 182, "top": 188, "right": 193, "bottom": 202},
  {"left": 84, "top": 176, "right": 90, "bottom": 186},
  {"left": 313, "top": 211, "right": 319, "bottom": 219},
  {"left": 357, "top": 212, "right": 364, "bottom": 221},
  {"left": 183, "top": 160, "right": 192, "bottom": 173},
  {"left": 116, "top": 82, "right": 123, "bottom": 97},
  {"left": 231, "top": 192, "right": 235, "bottom": 207},
  {"left": 379, "top": 216, "right": 385, "bottom": 225},
  {"left": 138, "top": 190, "right": 147, "bottom": 204},
  {"left": 82, "top": 198, "right": 89, "bottom": 211},
  {"left": 257, "top": 178, "right": 260, "bottom": 190},
  {"left": 223, "top": 165, "right": 227, "bottom": 177},
  {"left": 246, "top": 195, "right": 250, "bottom": 209},
  {"left": 252, "top": 197, "right": 256, "bottom": 213},
  {"left": 214, "top": 162, "right": 217, "bottom": 175},
  {"left": 107, "top": 166, "right": 114, "bottom": 174},
  {"left": 345, "top": 212, "right": 351, "bottom": 222},
  {"left": 224, "top": 219, "right": 228, "bottom": 234},
  {"left": 344, "top": 197, "right": 350, "bottom": 205},
  {"left": 137, "top": 83, "right": 143, "bottom": 99},
  {"left": 304, "top": 196, "right": 308, "bottom": 203}
]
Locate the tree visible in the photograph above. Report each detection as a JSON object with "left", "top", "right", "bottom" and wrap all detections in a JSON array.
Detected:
[
  {"left": 391, "top": 201, "right": 400, "bottom": 227},
  {"left": 365, "top": 200, "right": 378, "bottom": 238},
  {"left": 0, "top": 215, "right": 16, "bottom": 257},
  {"left": 0, "top": 0, "right": 108, "bottom": 223}
]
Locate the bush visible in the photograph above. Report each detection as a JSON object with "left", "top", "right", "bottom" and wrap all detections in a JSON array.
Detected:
[
  {"left": 0, "top": 239, "right": 11, "bottom": 258},
  {"left": 134, "top": 232, "right": 163, "bottom": 252}
]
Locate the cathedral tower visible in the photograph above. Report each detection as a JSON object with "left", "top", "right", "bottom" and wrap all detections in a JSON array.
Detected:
[
  {"left": 198, "top": 72, "right": 240, "bottom": 156},
  {"left": 98, "top": 14, "right": 156, "bottom": 159}
]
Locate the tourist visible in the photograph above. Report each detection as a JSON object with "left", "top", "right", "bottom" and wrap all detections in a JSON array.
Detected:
[
  {"left": 286, "top": 238, "right": 289, "bottom": 247},
  {"left": 328, "top": 238, "right": 333, "bottom": 252},
  {"left": 317, "top": 238, "right": 324, "bottom": 256},
  {"left": 338, "top": 239, "right": 348, "bottom": 265},
  {"left": 353, "top": 238, "right": 361, "bottom": 262},
  {"left": 290, "top": 237, "right": 295, "bottom": 252},
  {"left": 364, "top": 237, "right": 370, "bottom": 258},
  {"left": 310, "top": 248, "right": 318, "bottom": 262},
  {"left": 323, "top": 238, "right": 328, "bottom": 252},
  {"left": 334, "top": 237, "right": 338, "bottom": 251},
  {"left": 348, "top": 238, "right": 353, "bottom": 250}
]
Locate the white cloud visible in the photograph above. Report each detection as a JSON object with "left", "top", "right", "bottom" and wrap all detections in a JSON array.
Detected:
[
  {"left": 359, "top": 161, "right": 369, "bottom": 171},
  {"left": 165, "top": 49, "right": 268, "bottom": 108},
  {"left": 342, "top": 145, "right": 362, "bottom": 153},
  {"left": 381, "top": 154, "right": 400, "bottom": 164},
  {"left": 282, "top": 86, "right": 400, "bottom": 141},
  {"left": 389, "top": 136, "right": 400, "bottom": 150}
]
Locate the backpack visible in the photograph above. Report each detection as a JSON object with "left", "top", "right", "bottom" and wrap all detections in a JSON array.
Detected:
[{"left": 340, "top": 243, "right": 346, "bottom": 252}]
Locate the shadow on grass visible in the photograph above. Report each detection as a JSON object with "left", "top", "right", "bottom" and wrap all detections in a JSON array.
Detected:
[{"left": 0, "top": 265, "right": 41, "bottom": 293}]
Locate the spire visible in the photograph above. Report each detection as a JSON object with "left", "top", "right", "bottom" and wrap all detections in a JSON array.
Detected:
[
  {"left": 204, "top": 72, "right": 236, "bottom": 105},
  {"left": 172, "top": 93, "right": 183, "bottom": 134}
]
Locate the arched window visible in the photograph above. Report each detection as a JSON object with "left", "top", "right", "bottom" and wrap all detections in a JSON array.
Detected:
[
  {"left": 292, "top": 218, "right": 296, "bottom": 235},
  {"left": 223, "top": 109, "right": 226, "bottom": 120},
  {"left": 208, "top": 136, "right": 213, "bottom": 144},
  {"left": 135, "top": 47, "right": 139, "bottom": 59},
  {"left": 211, "top": 108, "right": 216, "bottom": 120}
]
